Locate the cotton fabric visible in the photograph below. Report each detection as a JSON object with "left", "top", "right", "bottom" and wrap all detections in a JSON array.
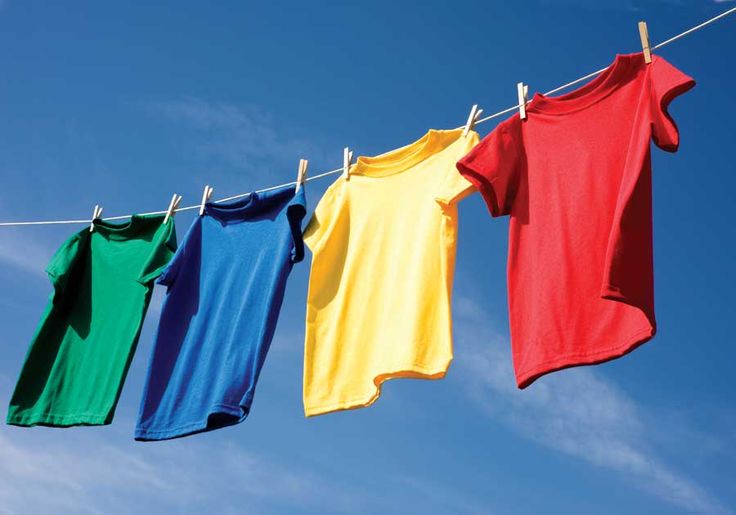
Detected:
[
  {"left": 7, "top": 214, "right": 176, "bottom": 427},
  {"left": 135, "top": 185, "right": 306, "bottom": 441},
  {"left": 303, "top": 129, "right": 478, "bottom": 416},
  {"left": 457, "top": 53, "right": 695, "bottom": 387}
]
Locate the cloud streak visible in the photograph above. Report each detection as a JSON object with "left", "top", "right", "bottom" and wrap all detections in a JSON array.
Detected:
[
  {"left": 453, "top": 296, "right": 730, "bottom": 515},
  {"left": 0, "top": 229, "right": 54, "bottom": 279},
  {"left": 393, "top": 475, "right": 492, "bottom": 515},
  {"left": 0, "top": 429, "right": 359, "bottom": 515},
  {"left": 152, "top": 97, "right": 326, "bottom": 176}
]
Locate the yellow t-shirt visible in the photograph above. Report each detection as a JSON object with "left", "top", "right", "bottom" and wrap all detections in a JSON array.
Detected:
[{"left": 303, "top": 128, "right": 480, "bottom": 416}]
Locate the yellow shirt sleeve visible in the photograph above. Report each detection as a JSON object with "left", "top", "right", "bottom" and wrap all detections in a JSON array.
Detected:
[
  {"left": 303, "top": 180, "right": 342, "bottom": 253},
  {"left": 434, "top": 130, "right": 480, "bottom": 206}
]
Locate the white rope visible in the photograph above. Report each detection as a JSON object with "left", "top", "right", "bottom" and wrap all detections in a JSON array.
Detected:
[
  {"left": 472, "top": 6, "right": 736, "bottom": 127},
  {"left": 0, "top": 7, "right": 734, "bottom": 228}
]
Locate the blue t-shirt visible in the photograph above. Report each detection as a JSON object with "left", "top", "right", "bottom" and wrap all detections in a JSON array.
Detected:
[{"left": 135, "top": 185, "right": 306, "bottom": 441}]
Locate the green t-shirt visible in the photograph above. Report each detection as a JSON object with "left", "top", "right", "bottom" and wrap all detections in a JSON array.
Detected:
[{"left": 7, "top": 214, "right": 176, "bottom": 427}]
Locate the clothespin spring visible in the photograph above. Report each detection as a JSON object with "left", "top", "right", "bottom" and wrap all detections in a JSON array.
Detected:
[
  {"left": 343, "top": 147, "right": 354, "bottom": 180},
  {"left": 199, "top": 185, "right": 213, "bottom": 216},
  {"left": 638, "top": 21, "right": 652, "bottom": 64},
  {"left": 89, "top": 205, "right": 103, "bottom": 233},
  {"left": 295, "top": 159, "right": 308, "bottom": 193},
  {"left": 164, "top": 193, "right": 182, "bottom": 225},
  {"left": 517, "top": 82, "right": 529, "bottom": 120},
  {"left": 463, "top": 104, "right": 483, "bottom": 136}
]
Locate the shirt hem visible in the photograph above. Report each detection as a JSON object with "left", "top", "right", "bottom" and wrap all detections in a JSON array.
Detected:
[
  {"left": 6, "top": 411, "right": 111, "bottom": 427},
  {"left": 515, "top": 326, "right": 655, "bottom": 389},
  {"left": 134, "top": 402, "right": 250, "bottom": 441},
  {"left": 304, "top": 360, "right": 451, "bottom": 417}
]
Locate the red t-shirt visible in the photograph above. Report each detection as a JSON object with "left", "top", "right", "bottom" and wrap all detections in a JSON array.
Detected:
[{"left": 457, "top": 53, "right": 695, "bottom": 388}]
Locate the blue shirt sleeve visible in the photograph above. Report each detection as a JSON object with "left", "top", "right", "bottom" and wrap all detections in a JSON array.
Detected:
[
  {"left": 158, "top": 218, "right": 201, "bottom": 287},
  {"left": 287, "top": 186, "right": 307, "bottom": 263}
]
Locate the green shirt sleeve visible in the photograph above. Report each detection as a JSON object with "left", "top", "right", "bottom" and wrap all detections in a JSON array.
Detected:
[
  {"left": 45, "top": 232, "right": 85, "bottom": 298},
  {"left": 137, "top": 219, "right": 178, "bottom": 284}
]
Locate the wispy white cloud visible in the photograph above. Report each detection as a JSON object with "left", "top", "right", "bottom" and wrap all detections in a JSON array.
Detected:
[
  {"left": 0, "top": 229, "right": 54, "bottom": 278},
  {"left": 453, "top": 296, "right": 731, "bottom": 515},
  {"left": 0, "top": 429, "right": 359, "bottom": 515},
  {"left": 393, "top": 475, "right": 492, "bottom": 515},
  {"left": 152, "top": 97, "right": 326, "bottom": 177}
]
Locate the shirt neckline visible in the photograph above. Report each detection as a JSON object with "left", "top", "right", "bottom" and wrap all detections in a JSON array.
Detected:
[
  {"left": 205, "top": 191, "right": 260, "bottom": 223},
  {"left": 351, "top": 129, "right": 463, "bottom": 178},
  {"left": 529, "top": 53, "right": 642, "bottom": 116},
  {"left": 93, "top": 214, "right": 146, "bottom": 239}
]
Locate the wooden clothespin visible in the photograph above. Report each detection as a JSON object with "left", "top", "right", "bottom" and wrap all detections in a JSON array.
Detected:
[
  {"left": 199, "top": 185, "right": 213, "bottom": 216},
  {"left": 638, "top": 21, "right": 652, "bottom": 64},
  {"left": 517, "top": 82, "right": 529, "bottom": 120},
  {"left": 163, "top": 193, "right": 182, "bottom": 224},
  {"left": 89, "top": 205, "right": 103, "bottom": 233},
  {"left": 295, "top": 159, "right": 308, "bottom": 193},
  {"left": 462, "top": 104, "right": 483, "bottom": 137},
  {"left": 343, "top": 147, "right": 354, "bottom": 180}
]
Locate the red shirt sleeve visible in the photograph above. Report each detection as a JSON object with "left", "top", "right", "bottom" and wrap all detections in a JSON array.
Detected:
[
  {"left": 456, "top": 116, "right": 524, "bottom": 217},
  {"left": 649, "top": 55, "right": 696, "bottom": 152}
]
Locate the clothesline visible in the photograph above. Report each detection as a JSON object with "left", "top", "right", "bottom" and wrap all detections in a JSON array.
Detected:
[{"left": 0, "top": 6, "right": 734, "bottom": 228}]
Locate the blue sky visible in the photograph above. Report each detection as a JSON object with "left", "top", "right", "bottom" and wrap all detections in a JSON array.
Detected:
[{"left": 0, "top": 1, "right": 734, "bottom": 514}]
